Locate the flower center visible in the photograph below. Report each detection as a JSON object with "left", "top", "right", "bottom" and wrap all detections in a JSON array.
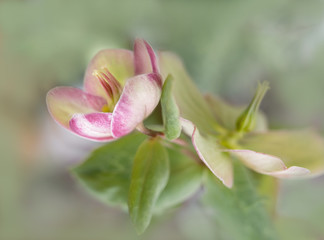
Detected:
[{"left": 93, "top": 68, "right": 123, "bottom": 112}]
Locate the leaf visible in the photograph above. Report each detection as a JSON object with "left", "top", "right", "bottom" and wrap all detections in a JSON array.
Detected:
[
  {"left": 73, "top": 131, "right": 202, "bottom": 218},
  {"left": 202, "top": 160, "right": 278, "bottom": 240},
  {"left": 257, "top": 175, "right": 278, "bottom": 215},
  {"left": 204, "top": 94, "right": 268, "bottom": 132},
  {"left": 72, "top": 133, "right": 147, "bottom": 208},
  {"left": 128, "top": 138, "right": 169, "bottom": 234},
  {"left": 159, "top": 52, "right": 217, "bottom": 135},
  {"left": 239, "top": 130, "right": 324, "bottom": 176},
  {"left": 181, "top": 119, "right": 234, "bottom": 188},
  {"left": 161, "top": 75, "right": 182, "bottom": 140},
  {"left": 155, "top": 144, "right": 203, "bottom": 212}
]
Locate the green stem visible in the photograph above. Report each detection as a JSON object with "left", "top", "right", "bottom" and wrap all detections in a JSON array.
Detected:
[{"left": 136, "top": 123, "right": 164, "bottom": 137}]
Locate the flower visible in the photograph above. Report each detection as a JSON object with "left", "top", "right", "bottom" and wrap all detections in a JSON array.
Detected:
[
  {"left": 46, "top": 39, "right": 162, "bottom": 141},
  {"left": 159, "top": 52, "right": 324, "bottom": 188}
]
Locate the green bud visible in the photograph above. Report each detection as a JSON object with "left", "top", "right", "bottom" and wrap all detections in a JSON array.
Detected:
[{"left": 236, "top": 81, "right": 270, "bottom": 133}]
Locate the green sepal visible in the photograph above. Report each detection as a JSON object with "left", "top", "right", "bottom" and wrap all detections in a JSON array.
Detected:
[{"left": 161, "top": 75, "right": 182, "bottom": 140}]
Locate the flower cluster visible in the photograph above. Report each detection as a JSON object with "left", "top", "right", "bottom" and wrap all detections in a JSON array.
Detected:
[{"left": 47, "top": 39, "right": 324, "bottom": 188}]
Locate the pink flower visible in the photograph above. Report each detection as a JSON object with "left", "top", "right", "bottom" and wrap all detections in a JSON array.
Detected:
[{"left": 46, "top": 39, "right": 162, "bottom": 141}]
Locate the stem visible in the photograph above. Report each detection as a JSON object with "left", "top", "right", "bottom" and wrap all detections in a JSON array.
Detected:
[
  {"left": 136, "top": 123, "right": 164, "bottom": 137},
  {"left": 211, "top": 122, "right": 227, "bottom": 135}
]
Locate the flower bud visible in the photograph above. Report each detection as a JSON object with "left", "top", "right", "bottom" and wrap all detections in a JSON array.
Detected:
[{"left": 236, "top": 81, "right": 269, "bottom": 133}]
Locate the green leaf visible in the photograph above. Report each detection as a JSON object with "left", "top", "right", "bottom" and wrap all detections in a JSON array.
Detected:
[
  {"left": 202, "top": 160, "right": 278, "bottom": 240},
  {"left": 73, "top": 131, "right": 202, "bottom": 220},
  {"left": 155, "top": 144, "right": 203, "bottom": 212},
  {"left": 205, "top": 94, "right": 268, "bottom": 132},
  {"left": 240, "top": 130, "right": 324, "bottom": 175},
  {"left": 161, "top": 75, "right": 182, "bottom": 140},
  {"left": 257, "top": 175, "right": 278, "bottom": 215},
  {"left": 159, "top": 52, "right": 217, "bottom": 135},
  {"left": 128, "top": 138, "right": 169, "bottom": 234},
  {"left": 72, "top": 133, "right": 147, "bottom": 208}
]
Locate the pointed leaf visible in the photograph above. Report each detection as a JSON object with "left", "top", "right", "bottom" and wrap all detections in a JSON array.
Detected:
[
  {"left": 161, "top": 75, "right": 181, "bottom": 140},
  {"left": 72, "top": 133, "right": 147, "bottom": 208},
  {"left": 128, "top": 138, "right": 169, "bottom": 234},
  {"left": 240, "top": 130, "right": 324, "bottom": 176}
]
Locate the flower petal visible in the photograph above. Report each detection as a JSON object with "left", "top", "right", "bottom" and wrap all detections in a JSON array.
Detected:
[
  {"left": 84, "top": 49, "right": 134, "bottom": 99},
  {"left": 46, "top": 87, "right": 106, "bottom": 129},
  {"left": 269, "top": 166, "right": 311, "bottom": 178},
  {"left": 227, "top": 150, "right": 310, "bottom": 178},
  {"left": 111, "top": 73, "right": 162, "bottom": 138},
  {"left": 181, "top": 118, "right": 233, "bottom": 188},
  {"left": 134, "top": 38, "right": 159, "bottom": 75},
  {"left": 69, "top": 112, "right": 114, "bottom": 141},
  {"left": 240, "top": 130, "right": 324, "bottom": 176}
]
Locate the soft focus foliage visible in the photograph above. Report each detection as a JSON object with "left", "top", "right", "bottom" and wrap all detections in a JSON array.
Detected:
[
  {"left": 203, "top": 162, "right": 278, "bottom": 240},
  {"left": 1, "top": 0, "right": 324, "bottom": 239}
]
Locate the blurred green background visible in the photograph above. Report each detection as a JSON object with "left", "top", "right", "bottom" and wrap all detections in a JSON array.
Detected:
[{"left": 1, "top": 0, "right": 324, "bottom": 239}]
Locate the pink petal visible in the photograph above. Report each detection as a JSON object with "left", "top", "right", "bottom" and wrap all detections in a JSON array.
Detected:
[
  {"left": 227, "top": 150, "right": 310, "bottom": 178},
  {"left": 180, "top": 118, "right": 233, "bottom": 188},
  {"left": 111, "top": 73, "right": 162, "bottom": 138},
  {"left": 269, "top": 166, "right": 311, "bottom": 178},
  {"left": 84, "top": 49, "right": 134, "bottom": 99},
  {"left": 240, "top": 130, "right": 324, "bottom": 176},
  {"left": 134, "top": 39, "right": 159, "bottom": 75},
  {"left": 69, "top": 112, "right": 114, "bottom": 142},
  {"left": 46, "top": 87, "right": 107, "bottom": 129}
]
